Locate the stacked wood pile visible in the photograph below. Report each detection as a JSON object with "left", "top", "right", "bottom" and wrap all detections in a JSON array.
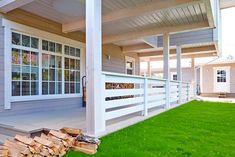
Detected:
[{"left": 0, "top": 128, "right": 100, "bottom": 157}]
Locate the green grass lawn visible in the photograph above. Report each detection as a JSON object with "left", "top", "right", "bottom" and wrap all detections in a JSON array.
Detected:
[{"left": 65, "top": 100, "right": 235, "bottom": 157}]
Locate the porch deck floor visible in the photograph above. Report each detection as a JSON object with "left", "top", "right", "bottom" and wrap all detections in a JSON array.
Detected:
[
  {"left": 0, "top": 103, "right": 181, "bottom": 137},
  {"left": 0, "top": 108, "right": 86, "bottom": 133}
]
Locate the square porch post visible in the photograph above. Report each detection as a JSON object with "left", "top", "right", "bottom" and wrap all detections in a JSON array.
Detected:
[
  {"left": 176, "top": 45, "right": 182, "bottom": 104},
  {"left": 163, "top": 33, "right": 170, "bottom": 108},
  {"left": 191, "top": 57, "right": 196, "bottom": 97},
  {"left": 147, "top": 61, "right": 151, "bottom": 77},
  {"left": 86, "top": 0, "right": 105, "bottom": 136}
]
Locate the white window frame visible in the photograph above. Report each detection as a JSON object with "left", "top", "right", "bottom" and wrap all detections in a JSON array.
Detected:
[
  {"left": 213, "top": 66, "right": 230, "bottom": 93},
  {"left": 171, "top": 72, "right": 177, "bottom": 81},
  {"left": 125, "top": 56, "right": 135, "bottom": 75},
  {"left": 2, "top": 19, "right": 85, "bottom": 108},
  {"left": 11, "top": 32, "right": 40, "bottom": 97}
]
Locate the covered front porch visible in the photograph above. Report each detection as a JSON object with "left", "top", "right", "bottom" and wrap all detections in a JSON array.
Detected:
[{"left": 0, "top": 0, "right": 220, "bottom": 137}]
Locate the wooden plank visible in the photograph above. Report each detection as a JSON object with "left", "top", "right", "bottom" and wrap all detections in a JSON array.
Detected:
[
  {"left": 34, "top": 136, "right": 54, "bottom": 148},
  {"left": 14, "top": 135, "right": 35, "bottom": 146},
  {"left": 49, "top": 130, "right": 68, "bottom": 140}
]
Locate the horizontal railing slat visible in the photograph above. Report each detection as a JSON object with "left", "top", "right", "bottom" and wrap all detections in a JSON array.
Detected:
[
  {"left": 105, "top": 97, "right": 144, "bottom": 109},
  {"left": 105, "top": 105, "right": 144, "bottom": 120},
  {"left": 148, "top": 88, "right": 165, "bottom": 94},
  {"left": 148, "top": 94, "right": 166, "bottom": 101},
  {"left": 148, "top": 100, "right": 165, "bottom": 109},
  {"left": 105, "top": 88, "right": 143, "bottom": 97},
  {"left": 105, "top": 75, "right": 144, "bottom": 84}
]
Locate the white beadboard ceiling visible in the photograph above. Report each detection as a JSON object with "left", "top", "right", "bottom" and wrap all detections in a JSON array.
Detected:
[{"left": 21, "top": 0, "right": 207, "bottom": 36}]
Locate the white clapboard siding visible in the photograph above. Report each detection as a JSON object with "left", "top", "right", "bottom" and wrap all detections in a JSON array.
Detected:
[
  {"left": 105, "top": 105, "right": 144, "bottom": 120},
  {"left": 105, "top": 88, "right": 144, "bottom": 97},
  {"left": 105, "top": 97, "right": 144, "bottom": 109},
  {"left": 148, "top": 100, "right": 165, "bottom": 109}
]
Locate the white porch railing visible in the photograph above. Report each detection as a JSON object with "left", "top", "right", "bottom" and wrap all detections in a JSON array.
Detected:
[{"left": 102, "top": 72, "right": 192, "bottom": 122}]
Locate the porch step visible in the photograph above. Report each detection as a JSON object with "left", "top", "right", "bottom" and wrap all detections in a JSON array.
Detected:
[
  {"left": 0, "top": 124, "right": 31, "bottom": 138},
  {"left": 218, "top": 93, "right": 227, "bottom": 98},
  {"left": 0, "top": 134, "right": 12, "bottom": 144}
]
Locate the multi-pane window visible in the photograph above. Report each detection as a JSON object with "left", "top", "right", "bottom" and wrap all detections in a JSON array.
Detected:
[
  {"left": 42, "top": 40, "right": 63, "bottom": 95},
  {"left": 11, "top": 32, "right": 39, "bottom": 96},
  {"left": 42, "top": 54, "right": 62, "bottom": 95},
  {"left": 11, "top": 32, "right": 81, "bottom": 98},
  {"left": 64, "top": 45, "right": 80, "bottom": 94},
  {"left": 173, "top": 74, "right": 177, "bottom": 81},
  {"left": 125, "top": 57, "right": 135, "bottom": 75},
  {"left": 217, "top": 70, "right": 226, "bottom": 82}
]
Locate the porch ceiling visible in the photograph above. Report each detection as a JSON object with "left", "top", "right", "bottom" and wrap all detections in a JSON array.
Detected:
[
  {"left": 0, "top": 0, "right": 217, "bottom": 59},
  {"left": 18, "top": 0, "right": 210, "bottom": 37}
]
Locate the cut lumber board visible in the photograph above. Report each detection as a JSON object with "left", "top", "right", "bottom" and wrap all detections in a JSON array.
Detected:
[
  {"left": 60, "top": 127, "right": 82, "bottom": 136},
  {"left": 72, "top": 146, "right": 97, "bottom": 155},
  {"left": 0, "top": 149, "right": 8, "bottom": 157},
  {"left": 34, "top": 136, "right": 54, "bottom": 148},
  {"left": 49, "top": 130, "right": 68, "bottom": 140},
  {"left": 4, "top": 140, "right": 30, "bottom": 155},
  {"left": 75, "top": 141, "right": 98, "bottom": 150},
  {"left": 15, "top": 135, "right": 35, "bottom": 146}
]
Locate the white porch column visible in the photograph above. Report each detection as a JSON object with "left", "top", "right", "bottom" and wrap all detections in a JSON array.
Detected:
[
  {"left": 163, "top": 33, "right": 170, "bottom": 108},
  {"left": 147, "top": 61, "right": 151, "bottom": 77},
  {"left": 86, "top": 0, "right": 105, "bottom": 136},
  {"left": 191, "top": 57, "right": 196, "bottom": 96},
  {"left": 176, "top": 45, "right": 182, "bottom": 104}
]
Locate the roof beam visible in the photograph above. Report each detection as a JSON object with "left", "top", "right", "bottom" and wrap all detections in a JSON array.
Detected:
[
  {"left": 0, "top": 0, "right": 34, "bottom": 13},
  {"left": 103, "top": 21, "right": 209, "bottom": 44},
  {"left": 138, "top": 45, "right": 216, "bottom": 57},
  {"left": 122, "top": 43, "right": 153, "bottom": 53},
  {"left": 62, "top": 0, "right": 200, "bottom": 33},
  {"left": 149, "top": 52, "right": 217, "bottom": 61},
  {"left": 142, "top": 36, "right": 158, "bottom": 48},
  {"left": 204, "top": 0, "right": 215, "bottom": 28},
  {"left": 220, "top": 0, "right": 235, "bottom": 9}
]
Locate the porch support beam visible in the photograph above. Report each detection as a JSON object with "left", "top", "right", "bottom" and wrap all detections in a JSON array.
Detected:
[
  {"left": 62, "top": 0, "right": 200, "bottom": 32},
  {"left": 86, "top": 0, "right": 105, "bottom": 136},
  {"left": 122, "top": 43, "right": 153, "bottom": 53},
  {"left": 148, "top": 52, "right": 216, "bottom": 61},
  {"left": 176, "top": 45, "right": 182, "bottom": 103},
  {"left": 103, "top": 21, "right": 209, "bottom": 44},
  {"left": 176, "top": 45, "right": 182, "bottom": 82},
  {"left": 0, "top": 0, "right": 35, "bottom": 13},
  {"left": 163, "top": 33, "right": 170, "bottom": 108},
  {"left": 191, "top": 57, "right": 196, "bottom": 96},
  {"left": 147, "top": 61, "right": 151, "bottom": 77},
  {"left": 138, "top": 45, "right": 216, "bottom": 57}
]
